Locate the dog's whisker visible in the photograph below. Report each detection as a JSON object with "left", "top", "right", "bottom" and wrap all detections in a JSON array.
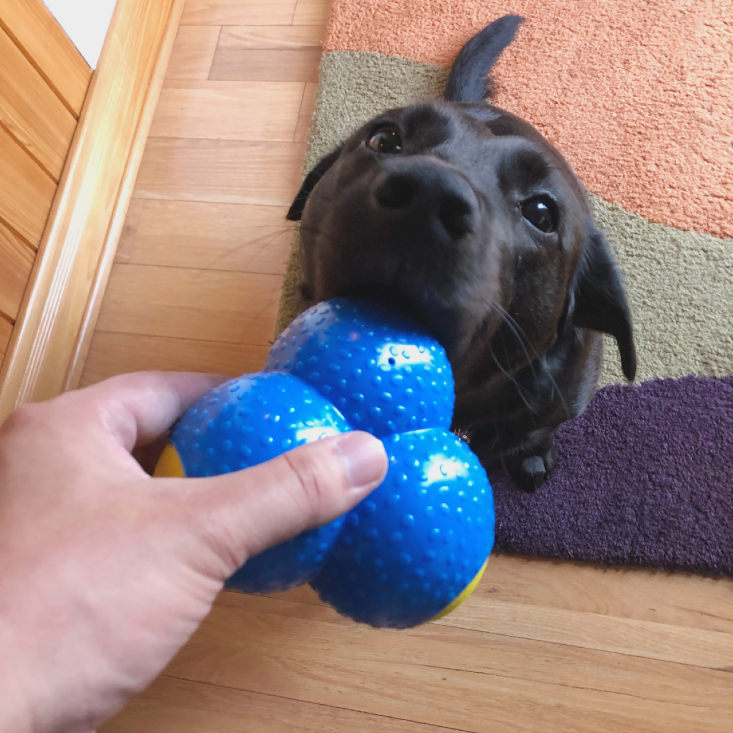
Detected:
[
  {"left": 492, "top": 304, "right": 538, "bottom": 382},
  {"left": 487, "top": 344, "right": 537, "bottom": 415},
  {"left": 492, "top": 303, "right": 570, "bottom": 420},
  {"left": 207, "top": 223, "right": 294, "bottom": 270}
]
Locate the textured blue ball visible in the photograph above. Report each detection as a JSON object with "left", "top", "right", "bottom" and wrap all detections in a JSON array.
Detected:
[
  {"left": 266, "top": 299, "right": 454, "bottom": 437},
  {"left": 312, "top": 429, "right": 494, "bottom": 628},
  {"left": 169, "top": 372, "right": 351, "bottom": 592},
  {"left": 160, "top": 299, "right": 495, "bottom": 628}
]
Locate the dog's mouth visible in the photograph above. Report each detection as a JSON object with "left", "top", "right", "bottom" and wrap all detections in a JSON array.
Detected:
[
  {"left": 335, "top": 278, "right": 431, "bottom": 332},
  {"left": 334, "top": 270, "right": 473, "bottom": 361},
  {"left": 308, "top": 219, "right": 496, "bottom": 361}
]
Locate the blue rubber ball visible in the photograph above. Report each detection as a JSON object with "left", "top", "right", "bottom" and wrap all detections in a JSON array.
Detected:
[
  {"left": 266, "top": 299, "right": 454, "bottom": 436},
  {"left": 169, "top": 372, "right": 351, "bottom": 592},
  {"left": 159, "top": 299, "right": 495, "bottom": 628},
  {"left": 312, "top": 429, "right": 493, "bottom": 628}
]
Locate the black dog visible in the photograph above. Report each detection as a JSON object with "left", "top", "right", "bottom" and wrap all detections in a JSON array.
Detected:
[{"left": 286, "top": 16, "right": 636, "bottom": 491}]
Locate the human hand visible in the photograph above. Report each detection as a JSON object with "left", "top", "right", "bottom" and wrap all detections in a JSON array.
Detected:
[{"left": 0, "top": 372, "right": 388, "bottom": 733}]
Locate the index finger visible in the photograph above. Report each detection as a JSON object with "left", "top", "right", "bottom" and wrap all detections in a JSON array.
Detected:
[{"left": 73, "top": 371, "right": 226, "bottom": 451}]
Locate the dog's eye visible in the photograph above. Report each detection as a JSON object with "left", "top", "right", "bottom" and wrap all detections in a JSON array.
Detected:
[
  {"left": 367, "top": 127, "right": 403, "bottom": 154},
  {"left": 521, "top": 196, "right": 557, "bottom": 233}
]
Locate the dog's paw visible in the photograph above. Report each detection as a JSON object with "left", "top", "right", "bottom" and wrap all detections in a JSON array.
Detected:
[{"left": 506, "top": 446, "right": 555, "bottom": 492}]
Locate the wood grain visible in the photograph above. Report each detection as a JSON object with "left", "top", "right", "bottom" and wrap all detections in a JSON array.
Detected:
[
  {"left": 210, "top": 48, "right": 322, "bottom": 82},
  {"left": 260, "top": 567, "right": 733, "bottom": 670},
  {"left": 0, "top": 0, "right": 186, "bottom": 418},
  {"left": 435, "top": 599, "right": 733, "bottom": 669},
  {"left": 166, "top": 25, "right": 221, "bottom": 79},
  {"left": 116, "top": 200, "right": 293, "bottom": 274},
  {"left": 0, "top": 316, "right": 11, "bottom": 364},
  {"left": 293, "top": 0, "right": 332, "bottom": 26},
  {"left": 95, "top": 264, "right": 282, "bottom": 345},
  {"left": 217, "top": 25, "right": 327, "bottom": 49},
  {"left": 180, "top": 0, "right": 298, "bottom": 26},
  {"left": 134, "top": 138, "right": 307, "bottom": 206},
  {"left": 265, "top": 576, "right": 733, "bottom": 667},
  {"left": 255, "top": 553, "right": 733, "bottom": 635},
  {"left": 209, "top": 26, "right": 325, "bottom": 82},
  {"left": 102, "top": 675, "right": 458, "bottom": 733},
  {"left": 80, "top": 332, "right": 269, "bottom": 387},
  {"left": 467, "top": 555, "right": 733, "bottom": 633},
  {"left": 294, "top": 81, "right": 318, "bottom": 142},
  {"left": 164, "top": 592, "right": 733, "bottom": 733},
  {"left": 0, "top": 220, "right": 34, "bottom": 321},
  {"left": 64, "top": 0, "right": 190, "bottom": 391},
  {"left": 151, "top": 81, "right": 304, "bottom": 141},
  {"left": 0, "top": 0, "right": 90, "bottom": 116},
  {"left": 0, "top": 26, "right": 77, "bottom": 180},
  {"left": 0, "top": 124, "right": 56, "bottom": 246}
]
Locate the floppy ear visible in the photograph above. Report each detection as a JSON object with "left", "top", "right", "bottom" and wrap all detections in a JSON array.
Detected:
[
  {"left": 286, "top": 147, "right": 343, "bottom": 222},
  {"left": 568, "top": 230, "right": 637, "bottom": 381}
]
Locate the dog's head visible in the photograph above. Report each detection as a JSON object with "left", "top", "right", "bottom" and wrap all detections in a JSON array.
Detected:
[{"left": 287, "top": 17, "right": 635, "bottom": 385}]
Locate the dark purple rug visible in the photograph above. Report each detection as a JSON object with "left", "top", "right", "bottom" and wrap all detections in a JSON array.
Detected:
[{"left": 488, "top": 376, "right": 733, "bottom": 576}]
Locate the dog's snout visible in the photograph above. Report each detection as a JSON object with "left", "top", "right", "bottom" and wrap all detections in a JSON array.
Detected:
[
  {"left": 438, "top": 191, "right": 474, "bottom": 239},
  {"left": 374, "top": 173, "right": 416, "bottom": 209},
  {"left": 372, "top": 163, "right": 477, "bottom": 239}
]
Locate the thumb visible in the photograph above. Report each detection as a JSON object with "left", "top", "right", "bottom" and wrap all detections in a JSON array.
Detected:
[{"left": 182, "top": 432, "right": 388, "bottom": 576}]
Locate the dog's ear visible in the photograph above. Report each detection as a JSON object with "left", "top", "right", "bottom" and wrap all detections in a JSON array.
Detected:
[
  {"left": 566, "top": 229, "right": 637, "bottom": 381},
  {"left": 444, "top": 15, "right": 524, "bottom": 103},
  {"left": 286, "top": 147, "right": 343, "bottom": 222}
]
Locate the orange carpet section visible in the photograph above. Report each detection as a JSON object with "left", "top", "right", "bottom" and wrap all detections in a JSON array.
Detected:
[{"left": 325, "top": 0, "right": 733, "bottom": 239}]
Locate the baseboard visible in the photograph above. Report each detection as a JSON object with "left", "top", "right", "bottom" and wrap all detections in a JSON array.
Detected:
[{"left": 0, "top": 0, "right": 186, "bottom": 420}]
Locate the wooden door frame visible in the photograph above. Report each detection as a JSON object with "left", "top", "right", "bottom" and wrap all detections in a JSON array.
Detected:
[{"left": 0, "top": 0, "right": 185, "bottom": 420}]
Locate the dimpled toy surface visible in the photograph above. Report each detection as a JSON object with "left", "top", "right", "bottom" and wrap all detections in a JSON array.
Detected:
[
  {"left": 167, "top": 372, "right": 353, "bottom": 593},
  {"left": 265, "top": 299, "right": 455, "bottom": 436},
  {"left": 159, "top": 299, "right": 495, "bottom": 628}
]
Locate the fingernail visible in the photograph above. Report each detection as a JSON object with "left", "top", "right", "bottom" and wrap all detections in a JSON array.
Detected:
[{"left": 334, "top": 432, "right": 388, "bottom": 493}]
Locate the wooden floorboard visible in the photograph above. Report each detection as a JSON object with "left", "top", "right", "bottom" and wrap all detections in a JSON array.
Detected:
[
  {"left": 161, "top": 591, "right": 732, "bottom": 733},
  {"left": 85, "top": 0, "right": 733, "bottom": 730},
  {"left": 294, "top": 81, "right": 318, "bottom": 142},
  {"left": 116, "top": 199, "right": 293, "bottom": 274},
  {"left": 180, "top": 0, "right": 298, "bottom": 26},
  {"left": 165, "top": 25, "right": 221, "bottom": 80},
  {"left": 292, "top": 0, "right": 332, "bottom": 26},
  {"left": 103, "top": 675, "right": 459, "bottom": 733},
  {"left": 266, "top": 553, "right": 733, "bottom": 634},
  {"left": 80, "top": 332, "right": 269, "bottom": 387},
  {"left": 151, "top": 80, "right": 305, "bottom": 141},
  {"left": 133, "top": 138, "right": 307, "bottom": 205},
  {"left": 95, "top": 264, "right": 282, "bottom": 345}
]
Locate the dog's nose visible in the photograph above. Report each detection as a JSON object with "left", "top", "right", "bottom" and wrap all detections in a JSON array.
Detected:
[{"left": 373, "top": 163, "right": 477, "bottom": 238}]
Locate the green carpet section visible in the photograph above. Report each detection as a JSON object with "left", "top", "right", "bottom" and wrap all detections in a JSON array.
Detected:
[
  {"left": 277, "top": 50, "right": 733, "bottom": 385},
  {"left": 593, "top": 197, "right": 733, "bottom": 385}
]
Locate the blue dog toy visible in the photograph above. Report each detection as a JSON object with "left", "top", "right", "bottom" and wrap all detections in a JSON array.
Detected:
[{"left": 154, "top": 299, "right": 494, "bottom": 628}]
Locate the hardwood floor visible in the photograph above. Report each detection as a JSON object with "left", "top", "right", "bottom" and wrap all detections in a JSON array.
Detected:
[
  {"left": 81, "top": 0, "right": 315, "bottom": 385},
  {"left": 89, "top": 1, "right": 733, "bottom": 730}
]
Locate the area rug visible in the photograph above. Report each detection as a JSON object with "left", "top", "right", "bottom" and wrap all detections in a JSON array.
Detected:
[{"left": 276, "top": 0, "right": 733, "bottom": 575}]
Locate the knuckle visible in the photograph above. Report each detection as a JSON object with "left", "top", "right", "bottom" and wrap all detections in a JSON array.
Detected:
[
  {"left": 108, "top": 370, "right": 168, "bottom": 394},
  {"left": 282, "top": 448, "right": 336, "bottom": 518}
]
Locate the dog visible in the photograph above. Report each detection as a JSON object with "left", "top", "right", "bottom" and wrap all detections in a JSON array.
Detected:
[{"left": 285, "top": 16, "right": 636, "bottom": 491}]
